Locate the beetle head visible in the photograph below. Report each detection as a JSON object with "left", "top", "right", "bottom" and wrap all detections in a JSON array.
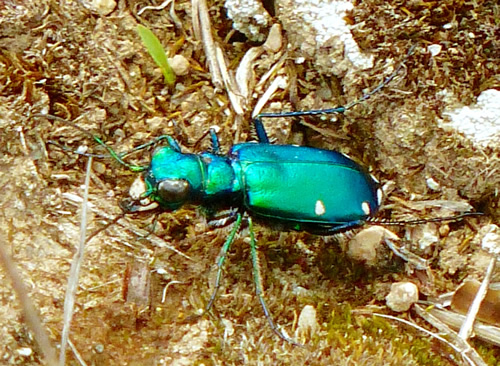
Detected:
[{"left": 142, "top": 145, "right": 204, "bottom": 211}]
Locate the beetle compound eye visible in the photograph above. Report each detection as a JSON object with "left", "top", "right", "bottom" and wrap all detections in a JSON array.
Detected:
[{"left": 157, "top": 179, "right": 190, "bottom": 204}]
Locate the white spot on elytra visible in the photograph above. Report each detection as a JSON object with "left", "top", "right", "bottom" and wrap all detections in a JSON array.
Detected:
[
  {"left": 361, "top": 201, "right": 371, "bottom": 216},
  {"left": 315, "top": 200, "right": 326, "bottom": 216}
]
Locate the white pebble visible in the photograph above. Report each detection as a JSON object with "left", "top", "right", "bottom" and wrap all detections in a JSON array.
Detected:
[
  {"left": 386, "top": 282, "right": 419, "bottom": 312},
  {"left": 295, "top": 305, "right": 318, "bottom": 338},
  {"left": 168, "top": 55, "right": 190, "bottom": 76}
]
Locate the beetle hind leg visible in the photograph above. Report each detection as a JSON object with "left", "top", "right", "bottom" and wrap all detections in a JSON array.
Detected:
[{"left": 250, "top": 117, "right": 270, "bottom": 143}]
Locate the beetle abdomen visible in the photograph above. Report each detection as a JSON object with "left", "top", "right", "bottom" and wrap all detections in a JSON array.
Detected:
[{"left": 231, "top": 143, "right": 380, "bottom": 225}]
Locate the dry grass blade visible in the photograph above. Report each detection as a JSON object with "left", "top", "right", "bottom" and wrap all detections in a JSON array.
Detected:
[
  {"left": 215, "top": 45, "right": 245, "bottom": 115},
  {"left": 459, "top": 257, "right": 497, "bottom": 340},
  {"left": 68, "top": 339, "right": 88, "bottom": 366},
  {"left": 428, "top": 306, "right": 500, "bottom": 347},
  {"left": 59, "top": 157, "right": 93, "bottom": 366},
  {"left": 414, "top": 304, "right": 488, "bottom": 366},
  {"left": 192, "top": 0, "right": 248, "bottom": 119},
  {"left": 235, "top": 47, "right": 264, "bottom": 100},
  {"left": 252, "top": 75, "right": 287, "bottom": 118},
  {"left": 192, "top": 0, "right": 223, "bottom": 89},
  {"left": 0, "top": 235, "right": 58, "bottom": 366},
  {"left": 137, "top": 0, "right": 172, "bottom": 15},
  {"left": 372, "top": 311, "right": 482, "bottom": 366}
]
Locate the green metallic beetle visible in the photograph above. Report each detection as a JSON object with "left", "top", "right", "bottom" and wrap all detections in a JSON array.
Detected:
[
  {"left": 43, "top": 44, "right": 480, "bottom": 345},
  {"left": 121, "top": 117, "right": 381, "bottom": 345}
]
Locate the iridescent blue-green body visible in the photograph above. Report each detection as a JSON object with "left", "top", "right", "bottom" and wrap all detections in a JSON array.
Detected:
[{"left": 145, "top": 138, "right": 380, "bottom": 234}]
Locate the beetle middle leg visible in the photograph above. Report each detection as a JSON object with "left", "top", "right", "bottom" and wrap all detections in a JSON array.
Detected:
[
  {"left": 248, "top": 217, "right": 302, "bottom": 346},
  {"left": 209, "top": 128, "right": 222, "bottom": 154},
  {"left": 203, "top": 212, "right": 243, "bottom": 314}
]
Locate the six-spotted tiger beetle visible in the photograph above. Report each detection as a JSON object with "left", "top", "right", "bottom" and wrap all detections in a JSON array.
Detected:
[{"left": 41, "top": 44, "right": 482, "bottom": 345}]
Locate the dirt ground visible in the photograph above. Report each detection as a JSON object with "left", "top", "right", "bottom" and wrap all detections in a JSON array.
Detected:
[{"left": 0, "top": 0, "right": 499, "bottom": 365}]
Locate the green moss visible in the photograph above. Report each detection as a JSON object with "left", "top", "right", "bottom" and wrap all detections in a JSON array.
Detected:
[
  {"left": 323, "top": 307, "right": 461, "bottom": 365},
  {"left": 472, "top": 341, "right": 500, "bottom": 366}
]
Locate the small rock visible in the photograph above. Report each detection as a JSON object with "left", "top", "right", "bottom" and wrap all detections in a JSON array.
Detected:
[
  {"left": 295, "top": 305, "right": 318, "bottom": 339},
  {"left": 425, "top": 177, "right": 440, "bottom": 191},
  {"left": 348, "top": 226, "right": 398, "bottom": 265},
  {"left": 16, "top": 347, "right": 33, "bottom": 357},
  {"left": 442, "top": 89, "right": 500, "bottom": 148},
  {"left": 93, "top": 161, "right": 106, "bottom": 174},
  {"left": 386, "top": 282, "right": 419, "bottom": 312},
  {"left": 481, "top": 224, "right": 500, "bottom": 255},
  {"left": 88, "top": 0, "right": 116, "bottom": 15},
  {"left": 225, "top": 0, "right": 272, "bottom": 42},
  {"left": 263, "top": 24, "right": 283, "bottom": 53},
  {"left": 146, "top": 116, "right": 167, "bottom": 130},
  {"left": 221, "top": 318, "right": 235, "bottom": 338},
  {"left": 168, "top": 55, "right": 190, "bottom": 76},
  {"left": 427, "top": 44, "right": 442, "bottom": 57}
]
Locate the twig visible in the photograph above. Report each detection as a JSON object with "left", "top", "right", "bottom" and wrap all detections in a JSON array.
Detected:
[{"left": 192, "top": 0, "right": 223, "bottom": 89}]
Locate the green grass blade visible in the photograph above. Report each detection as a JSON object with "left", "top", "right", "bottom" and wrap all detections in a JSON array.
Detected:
[{"left": 136, "top": 25, "right": 176, "bottom": 86}]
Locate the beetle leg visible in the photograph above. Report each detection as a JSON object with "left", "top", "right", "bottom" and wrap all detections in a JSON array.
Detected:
[
  {"left": 305, "top": 221, "right": 365, "bottom": 235},
  {"left": 203, "top": 212, "right": 243, "bottom": 314},
  {"left": 248, "top": 217, "right": 303, "bottom": 346},
  {"left": 209, "top": 128, "right": 222, "bottom": 154},
  {"left": 251, "top": 117, "right": 270, "bottom": 143},
  {"left": 254, "top": 45, "right": 417, "bottom": 122},
  {"left": 206, "top": 207, "right": 239, "bottom": 228}
]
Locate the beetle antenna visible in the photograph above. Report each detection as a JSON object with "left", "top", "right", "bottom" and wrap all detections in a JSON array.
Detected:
[
  {"left": 35, "top": 113, "right": 153, "bottom": 172},
  {"left": 367, "top": 211, "right": 483, "bottom": 226},
  {"left": 342, "top": 43, "right": 417, "bottom": 111},
  {"left": 91, "top": 135, "right": 148, "bottom": 172},
  {"left": 254, "top": 44, "right": 417, "bottom": 120}
]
